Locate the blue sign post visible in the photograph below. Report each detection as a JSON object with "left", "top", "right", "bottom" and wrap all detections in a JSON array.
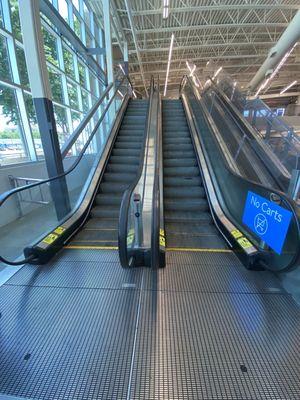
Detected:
[{"left": 242, "top": 191, "right": 292, "bottom": 254}]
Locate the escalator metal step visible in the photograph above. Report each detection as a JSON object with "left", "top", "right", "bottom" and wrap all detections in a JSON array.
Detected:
[
  {"left": 165, "top": 210, "right": 212, "bottom": 223},
  {"left": 110, "top": 155, "right": 140, "bottom": 164},
  {"left": 164, "top": 158, "right": 197, "bottom": 167},
  {"left": 114, "top": 141, "right": 141, "bottom": 149},
  {"left": 164, "top": 186, "right": 205, "bottom": 198},
  {"left": 164, "top": 198, "right": 208, "bottom": 212},
  {"left": 91, "top": 206, "right": 120, "bottom": 219},
  {"left": 103, "top": 172, "right": 136, "bottom": 183},
  {"left": 106, "top": 163, "right": 138, "bottom": 173},
  {"left": 112, "top": 148, "right": 141, "bottom": 156},
  {"left": 95, "top": 194, "right": 122, "bottom": 206},
  {"left": 99, "top": 182, "right": 129, "bottom": 193},
  {"left": 164, "top": 176, "right": 202, "bottom": 187},
  {"left": 164, "top": 166, "right": 200, "bottom": 177}
]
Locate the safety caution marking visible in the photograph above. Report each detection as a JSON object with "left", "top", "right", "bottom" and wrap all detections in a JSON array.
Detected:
[
  {"left": 127, "top": 228, "right": 135, "bottom": 246},
  {"left": 231, "top": 229, "right": 243, "bottom": 239},
  {"left": 54, "top": 226, "right": 66, "bottom": 235},
  {"left": 231, "top": 229, "right": 254, "bottom": 251},
  {"left": 42, "top": 226, "right": 66, "bottom": 245},
  {"left": 237, "top": 236, "right": 253, "bottom": 250},
  {"left": 159, "top": 228, "right": 166, "bottom": 248},
  {"left": 42, "top": 233, "right": 58, "bottom": 245}
]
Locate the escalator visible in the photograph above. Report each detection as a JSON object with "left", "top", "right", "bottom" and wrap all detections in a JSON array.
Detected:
[
  {"left": 0, "top": 75, "right": 153, "bottom": 266},
  {"left": 205, "top": 82, "right": 292, "bottom": 192},
  {"left": 0, "top": 75, "right": 300, "bottom": 400},
  {"left": 70, "top": 99, "right": 148, "bottom": 248},
  {"left": 162, "top": 100, "right": 226, "bottom": 249},
  {"left": 177, "top": 75, "right": 300, "bottom": 272}
]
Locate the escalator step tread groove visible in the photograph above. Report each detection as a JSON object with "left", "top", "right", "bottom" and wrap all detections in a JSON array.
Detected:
[
  {"left": 70, "top": 98, "right": 147, "bottom": 246},
  {"left": 162, "top": 99, "right": 223, "bottom": 250}
]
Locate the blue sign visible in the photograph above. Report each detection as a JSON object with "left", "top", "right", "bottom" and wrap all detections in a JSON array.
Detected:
[{"left": 242, "top": 191, "right": 292, "bottom": 254}]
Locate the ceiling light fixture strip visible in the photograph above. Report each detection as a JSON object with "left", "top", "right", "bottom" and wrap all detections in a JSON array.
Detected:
[
  {"left": 163, "top": 0, "right": 169, "bottom": 19},
  {"left": 280, "top": 80, "right": 297, "bottom": 94},
  {"left": 164, "top": 33, "right": 175, "bottom": 96},
  {"left": 255, "top": 43, "right": 298, "bottom": 97}
]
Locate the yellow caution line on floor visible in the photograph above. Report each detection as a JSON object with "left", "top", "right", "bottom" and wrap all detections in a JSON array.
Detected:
[
  {"left": 167, "top": 247, "right": 232, "bottom": 253},
  {"left": 64, "top": 245, "right": 118, "bottom": 250}
]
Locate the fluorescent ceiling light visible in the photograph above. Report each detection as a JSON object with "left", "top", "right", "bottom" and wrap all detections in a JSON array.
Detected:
[
  {"left": 213, "top": 66, "right": 222, "bottom": 79},
  {"left": 119, "top": 63, "right": 125, "bottom": 75},
  {"left": 196, "top": 75, "right": 203, "bottom": 89},
  {"left": 280, "top": 80, "right": 297, "bottom": 94},
  {"left": 163, "top": 6, "right": 169, "bottom": 19},
  {"left": 117, "top": 90, "right": 124, "bottom": 98},
  {"left": 162, "top": 0, "right": 169, "bottom": 19},
  {"left": 192, "top": 75, "right": 199, "bottom": 87},
  {"left": 189, "top": 65, "right": 196, "bottom": 76},
  {"left": 164, "top": 33, "right": 175, "bottom": 97},
  {"left": 255, "top": 43, "right": 297, "bottom": 97},
  {"left": 186, "top": 60, "right": 196, "bottom": 76},
  {"left": 132, "top": 90, "right": 137, "bottom": 98}
]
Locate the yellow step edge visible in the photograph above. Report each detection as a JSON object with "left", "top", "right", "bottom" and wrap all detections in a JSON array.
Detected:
[
  {"left": 64, "top": 245, "right": 118, "bottom": 250},
  {"left": 166, "top": 247, "right": 232, "bottom": 253}
]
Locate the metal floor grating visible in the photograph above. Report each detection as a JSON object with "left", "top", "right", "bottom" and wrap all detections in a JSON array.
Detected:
[
  {"left": 130, "top": 290, "right": 300, "bottom": 400},
  {"left": 0, "top": 249, "right": 299, "bottom": 399}
]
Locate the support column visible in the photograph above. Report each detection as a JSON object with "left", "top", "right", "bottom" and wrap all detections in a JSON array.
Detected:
[
  {"left": 19, "top": 0, "right": 70, "bottom": 220},
  {"left": 249, "top": 10, "right": 300, "bottom": 92},
  {"left": 123, "top": 41, "right": 129, "bottom": 76},
  {"left": 103, "top": 0, "right": 114, "bottom": 88}
]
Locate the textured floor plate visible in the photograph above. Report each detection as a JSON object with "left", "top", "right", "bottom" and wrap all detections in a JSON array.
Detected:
[
  {"left": 166, "top": 250, "right": 239, "bottom": 266},
  {"left": 130, "top": 290, "right": 300, "bottom": 400},
  {"left": 55, "top": 248, "right": 120, "bottom": 263},
  {"left": 0, "top": 248, "right": 299, "bottom": 400},
  {"left": 0, "top": 285, "right": 139, "bottom": 400},
  {"left": 6, "top": 260, "right": 142, "bottom": 290},
  {"left": 143, "top": 260, "right": 284, "bottom": 294}
]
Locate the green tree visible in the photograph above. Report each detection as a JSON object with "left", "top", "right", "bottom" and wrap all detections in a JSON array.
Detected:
[{"left": 0, "top": 2, "right": 69, "bottom": 143}]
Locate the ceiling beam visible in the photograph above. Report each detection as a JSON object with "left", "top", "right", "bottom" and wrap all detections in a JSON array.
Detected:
[
  {"left": 122, "top": 4, "right": 300, "bottom": 16},
  {"left": 248, "top": 91, "right": 300, "bottom": 99},
  {"left": 129, "top": 41, "right": 276, "bottom": 54},
  {"left": 129, "top": 63, "right": 300, "bottom": 77},
  {"left": 123, "top": 0, "right": 148, "bottom": 96},
  {"left": 136, "top": 23, "right": 288, "bottom": 36},
  {"left": 128, "top": 53, "right": 281, "bottom": 66}
]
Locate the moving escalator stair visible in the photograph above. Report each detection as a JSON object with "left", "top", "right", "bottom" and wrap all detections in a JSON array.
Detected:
[
  {"left": 162, "top": 99, "right": 226, "bottom": 249},
  {"left": 70, "top": 99, "right": 148, "bottom": 248}
]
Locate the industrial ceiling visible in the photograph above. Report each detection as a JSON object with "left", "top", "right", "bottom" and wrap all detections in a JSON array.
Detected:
[{"left": 111, "top": 0, "right": 300, "bottom": 98}]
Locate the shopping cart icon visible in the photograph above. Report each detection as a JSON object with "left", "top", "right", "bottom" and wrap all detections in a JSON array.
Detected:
[{"left": 254, "top": 213, "right": 268, "bottom": 235}]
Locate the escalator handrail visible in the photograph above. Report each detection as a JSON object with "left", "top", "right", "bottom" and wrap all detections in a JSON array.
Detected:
[
  {"left": 61, "top": 69, "right": 126, "bottom": 158},
  {"left": 118, "top": 77, "right": 155, "bottom": 268},
  {"left": 204, "top": 86, "right": 289, "bottom": 191},
  {"left": 0, "top": 76, "right": 129, "bottom": 208},
  {"left": 181, "top": 75, "right": 300, "bottom": 272},
  {"left": 0, "top": 76, "right": 131, "bottom": 266},
  {"left": 61, "top": 81, "right": 113, "bottom": 159},
  {"left": 151, "top": 76, "right": 164, "bottom": 269},
  {"left": 209, "top": 82, "right": 292, "bottom": 182}
]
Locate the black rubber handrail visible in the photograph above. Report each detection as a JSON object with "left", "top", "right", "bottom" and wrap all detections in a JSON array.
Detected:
[
  {"left": 208, "top": 82, "right": 292, "bottom": 187},
  {"left": 182, "top": 75, "right": 300, "bottom": 272},
  {"left": 118, "top": 77, "right": 155, "bottom": 268},
  {"left": 150, "top": 76, "right": 164, "bottom": 269},
  {"left": 0, "top": 75, "right": 132, "bottom": 266},
  {"left": 61, "top": 69, "right": 126, "bottom": 158}
]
